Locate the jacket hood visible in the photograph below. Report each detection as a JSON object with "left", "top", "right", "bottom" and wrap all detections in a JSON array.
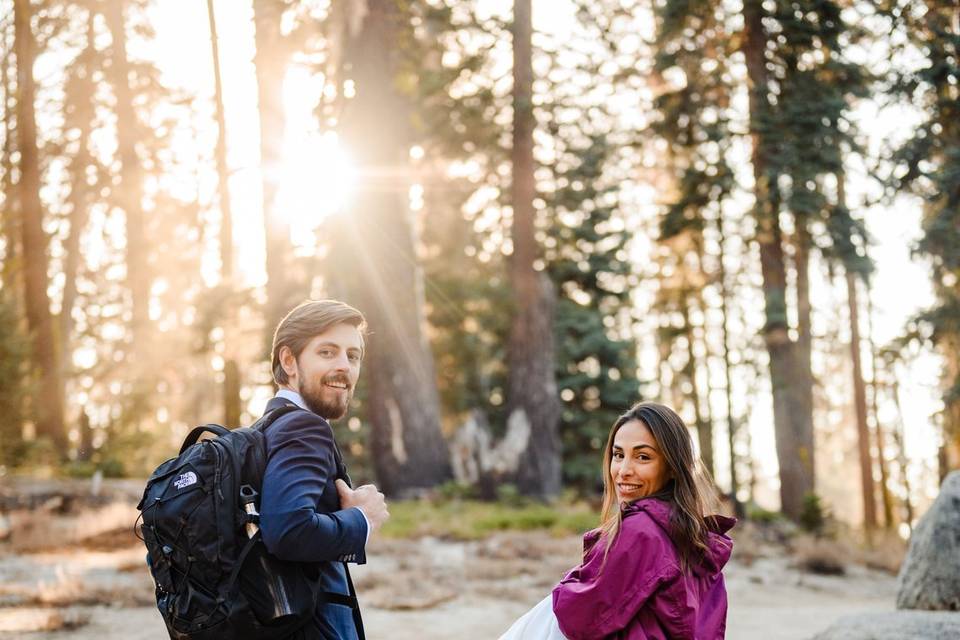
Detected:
[{"left": 623, "top": 497, "right": 735, "bottom": 575}]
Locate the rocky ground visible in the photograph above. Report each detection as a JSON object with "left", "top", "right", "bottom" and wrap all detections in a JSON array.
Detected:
[
  {"left": 0, "top": 529, "right": 901, "bottom": 639},
  {"left": 0, "top": 480, "right": 903, "bottom": 639}
]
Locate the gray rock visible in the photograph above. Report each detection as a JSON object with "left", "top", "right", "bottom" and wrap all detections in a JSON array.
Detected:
[
  {"left": 896, "top": 471, "right": 960, "bottom": 610},
  {"left": 809, "top": 611, "right": 960, "bottom": 639}
]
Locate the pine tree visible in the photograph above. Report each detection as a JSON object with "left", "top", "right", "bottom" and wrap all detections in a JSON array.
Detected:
[
  {"left": 13, "top": 0, "right": 66, "bottom": 453},
  {"left": 545, "top": 130, "right": 639, "bottom": 490},
  {"left": 205, "top": 0, "right": 241, "bottom": 428},
  {"left": 60, "top": 4, "right": 103, "bottom": 381},
  {"left": 252, "top": 0, "right": 297, "bottom": 337},
  {"left": 0, "top": 292, "right": 27, "bottom": 464},
  {"left": 538, "top": 1, "right": 643, "bottom": 491},
  {"left": 1, "top": 7, "right": 19, "bottom": 298},
  {"left": 887, "top": 0, "right": 960, "bottom": 476},
  {"left": 322, "top": 0, "right": 452, "bottom": 495},
  {"left": 103, "top": 0, "right": 150, "bottom": 352},
  {"left": 650, "top": 0, "right": 740, "bottom": 491},
  {"left": 652, "top": 0, "right": 873, "bottom": 519}
]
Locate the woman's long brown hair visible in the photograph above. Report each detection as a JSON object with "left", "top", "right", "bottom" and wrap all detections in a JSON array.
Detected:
[{"left": 597, "top": 402, "right": 720, "bottom": 572}]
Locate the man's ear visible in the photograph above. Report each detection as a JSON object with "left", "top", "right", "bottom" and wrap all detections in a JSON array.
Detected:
[{"left": 279, "top": 346, "right": 298, "bottom": 379}]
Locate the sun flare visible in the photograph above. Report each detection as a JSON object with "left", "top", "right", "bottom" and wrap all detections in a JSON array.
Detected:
[{"left": 276, "top": 66, "right": 357, "bottom": 248}]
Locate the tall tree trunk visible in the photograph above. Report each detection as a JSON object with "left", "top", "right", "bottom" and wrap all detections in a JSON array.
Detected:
[
  {"left": 337, "top": 0, "right": 451, "bottom": 496},
  {"left": 845, "top": 269, "right": 877, "bottom": 530},
  {"left": 742, "top": 0, "right": 813, "bottom": 519},
  {"left": 793, "top": 211, "right": 816, "bottom": 475},
  {"left": 60, "top": 10, "right": 97, "bottom": 375},
  {"left": 939, "top": 338, "right": 960, "bottom": 478},
  {"left": 103, "top": 0, "right": 149, "bottom": 351},
  {"left": 890, "top": 376, "right": 914, "bottom": 532},
  {"left": 13, "top": 0, "right": 66, "bottom": 451},
  {"left": 507, "top": 0, "right": 561, "bottom": 499},
  {"left": 865, "top": 291, "right": 895, "bottom": 528},
  {"left": 207, "top": 0, "right": 240, "bottom": 428},
  {"left": 208, "top": 0, "right": 233, "bottom": 285},
  {"left": 715, "top": 203, "right": 741, "bottom": 512},
  {"left": 252, "top": 1, "right": 293, "bottom": 336},
  {"left": 2, "top": 20, "right": 19, "bottom": 297},
  {"left": 684, "top": 294, "right": 714, "bottom": 478}
]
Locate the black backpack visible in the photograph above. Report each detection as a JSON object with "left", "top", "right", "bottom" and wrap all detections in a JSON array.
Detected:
[{"left": 137, "top": 406, "right": 357, "bottom": 639}]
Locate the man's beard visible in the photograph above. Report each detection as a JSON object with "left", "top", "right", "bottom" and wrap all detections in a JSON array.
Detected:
[{"left": 298, "top": 367, "right": 353, "bottom": 420}]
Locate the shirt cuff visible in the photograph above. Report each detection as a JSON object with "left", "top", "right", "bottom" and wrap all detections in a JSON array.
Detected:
[{"left": 354, "top": 506, "right": 371, "bottom": 546}]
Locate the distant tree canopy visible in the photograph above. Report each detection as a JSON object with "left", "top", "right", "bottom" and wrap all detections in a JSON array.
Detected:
[
  {"left": 0, "top": 0, "right": 954, "bottom": 526},
  {"left": 886, "top": 0, "right": 960, "bottom": 477}
]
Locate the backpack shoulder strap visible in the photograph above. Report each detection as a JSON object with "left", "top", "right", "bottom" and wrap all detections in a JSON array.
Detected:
[
  {"left": 255, "top": 403, "right": 302, "bottom": 434},
  {"left": 179, "top": 424, "right": 230, "bottom": 454},
  {"left": 253, "top": 400, "right": 354, "bottom": 485},
  {"left": 243, "top": 403, "right": 305, "bottom": 491}
]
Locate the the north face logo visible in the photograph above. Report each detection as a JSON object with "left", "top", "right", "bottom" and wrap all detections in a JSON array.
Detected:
[{"left": 173, "top": 471, "right": 198, "bottom": 490}]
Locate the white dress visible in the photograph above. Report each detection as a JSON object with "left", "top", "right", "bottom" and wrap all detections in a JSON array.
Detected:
[{"left": 498, "top": 594, "right": 568, "bottom": 640}]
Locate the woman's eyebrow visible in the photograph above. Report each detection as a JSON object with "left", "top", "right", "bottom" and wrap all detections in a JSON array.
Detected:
[{"left": 615, "top": 443, "right": 658, "bottom": 453}]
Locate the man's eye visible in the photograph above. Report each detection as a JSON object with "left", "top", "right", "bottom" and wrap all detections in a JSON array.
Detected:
[
  {"left": 319, "top": 349, "right": 335, "bottom": 357},
  {"left": 348, "top": 353, "right": 361, "bottom": 363}
]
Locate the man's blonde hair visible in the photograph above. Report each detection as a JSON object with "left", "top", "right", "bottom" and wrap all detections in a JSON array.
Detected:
[{"left": 271, "top": 300, "right": 366, "bottom": 386}]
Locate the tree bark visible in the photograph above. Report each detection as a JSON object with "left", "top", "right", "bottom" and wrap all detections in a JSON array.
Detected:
[
  {"left": 684, "top": 295, "right": 714, "bottom": 478},
  {"left": 865, "top": 291, "right": 895, "bottom": 528},
  {"left": 507, "top": 0, "right": 562, "bottom": 499},
  {"left": 207, "top": 0, "right": 233, "bottom": 285},
  {"left": 889, "top": 376, "right": 914, "bottom": 531},
  {"left": 13, "top": 0, "right": 66, "bottom": 451},
  {"left": 2, "top": 20, "right": 19, "bottom": 297},
  {"left": 845, "top": 269, "right": 877, "bottom": 529},
  {"left": 715, "top": 203, "right": 741, "bottom": 512},
  {"left": 252, "top": 0, "right": 293, "bottom": 335},
  {"left": 103, "top": 0, "right": 149, "bottom": 351},
  {"left": 939, "top": 336, "right": 960, "bottom": 478},
  {"left": 60, "top": 10, "right": 97, "bottom": 376},
  {"left": 207, "top": 0, "right": 241, "bottom": 428},
  {"left": 742, "top": 0, "right": 813, "bottom": 519},
  {"left": 337, "top": 0, "right": 451, "bottom": 496},
  {"left": 793, "top": 211, "right": 816, "bottom": 476}
]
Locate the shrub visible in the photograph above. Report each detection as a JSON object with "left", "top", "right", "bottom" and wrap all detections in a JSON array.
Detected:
[{"left": 799, "top": 493, "right": 829, "bottom": 534}]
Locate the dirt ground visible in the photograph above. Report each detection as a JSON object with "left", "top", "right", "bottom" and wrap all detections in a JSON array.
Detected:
[{"left": 0, "top": 526, "right": 899, "bottom": 640}]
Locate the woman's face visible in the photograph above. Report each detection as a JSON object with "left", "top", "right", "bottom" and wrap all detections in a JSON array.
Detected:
[{"left": 610, "top": 419, "right": 669, "bottom": 503}]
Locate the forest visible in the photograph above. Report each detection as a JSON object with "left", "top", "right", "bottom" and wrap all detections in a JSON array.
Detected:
[{"left": 0, "top": 0, "right": 958, "bottom": 537}]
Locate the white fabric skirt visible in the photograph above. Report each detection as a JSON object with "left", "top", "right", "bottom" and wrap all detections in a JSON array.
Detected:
[{"left": 498, "top": 595, "right": 568, "bottom": 640}]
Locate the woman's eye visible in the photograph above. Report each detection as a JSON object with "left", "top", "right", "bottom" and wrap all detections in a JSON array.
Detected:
[{"left": 319, "top": 350, "right": 334, "bottom": 357}]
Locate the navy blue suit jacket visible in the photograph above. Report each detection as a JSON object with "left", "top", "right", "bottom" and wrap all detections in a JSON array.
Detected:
[{"left": 259, "top": 396, "right": 367, "bottom": 640}]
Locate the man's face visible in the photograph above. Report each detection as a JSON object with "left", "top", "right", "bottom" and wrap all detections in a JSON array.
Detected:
[{"left": 281, "top": 323, "right": 364, "bottom": 420}]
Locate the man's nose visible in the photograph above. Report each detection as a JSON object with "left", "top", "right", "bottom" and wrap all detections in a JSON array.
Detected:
[{"left": 333, "top": 351, "right": 351, "bottom": 371}]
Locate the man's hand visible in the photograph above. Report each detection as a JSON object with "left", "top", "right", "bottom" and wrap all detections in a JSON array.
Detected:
[{"left": 335, "top": 479, "right": 389, "bottom": 534}]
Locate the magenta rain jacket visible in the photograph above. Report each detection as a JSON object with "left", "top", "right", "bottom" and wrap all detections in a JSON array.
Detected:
[{"left": 552, "top": 498, "right": 735, "bottom": 640}]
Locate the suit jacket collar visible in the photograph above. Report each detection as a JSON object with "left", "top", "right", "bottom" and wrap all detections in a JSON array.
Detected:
[{"left": 265, "top": 394, "right": 302, "bottom": 414}]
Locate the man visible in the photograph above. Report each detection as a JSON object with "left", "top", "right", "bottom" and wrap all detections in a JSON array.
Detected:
[{"left": 259, "top": 299, "right": 389, "bottom": 640}]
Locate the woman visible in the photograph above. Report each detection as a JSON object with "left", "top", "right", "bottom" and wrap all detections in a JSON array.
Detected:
[{"left": 500, "top": 402, "right": 735, "bottom": 640}]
